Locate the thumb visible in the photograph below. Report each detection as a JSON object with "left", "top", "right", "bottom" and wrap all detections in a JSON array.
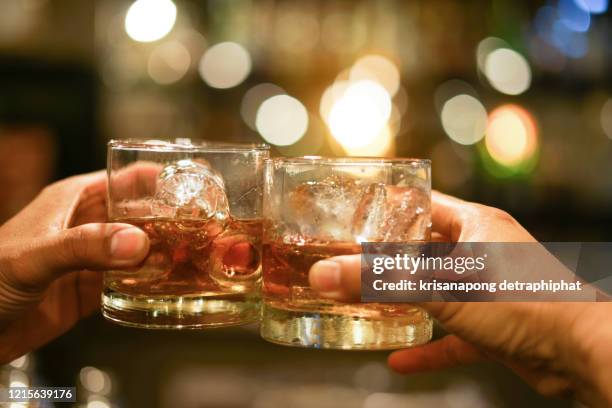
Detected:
[
  {"left": 309, "top": 254, "right": 362, "bottom": 301},
  {"left": 22, "top": 223, "right": 150, "bottom": 287}
]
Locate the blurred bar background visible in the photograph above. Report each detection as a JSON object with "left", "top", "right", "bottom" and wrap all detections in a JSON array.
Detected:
[{"left": 0, "top": 0, "right": 610, "bottom": 407}]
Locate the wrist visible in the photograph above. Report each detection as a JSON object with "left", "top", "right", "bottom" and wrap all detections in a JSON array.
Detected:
[
  {"left": 559, "top": 304, "right": 612, "bottom": 407},
  {"left": 0, "top": 318, "right": 27, "bottom": 365}
]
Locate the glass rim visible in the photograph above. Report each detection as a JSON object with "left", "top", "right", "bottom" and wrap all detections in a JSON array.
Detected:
[
  {"left": 267, "top": 156, "right": 431, "bottom": 167},
  {"left": 108, "top": 139, "right": 270, "bottom": 153}
]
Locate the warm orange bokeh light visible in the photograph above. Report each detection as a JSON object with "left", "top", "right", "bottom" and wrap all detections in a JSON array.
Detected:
[{"left": 485, "top": 104, "right": 538, "bottom": 167}]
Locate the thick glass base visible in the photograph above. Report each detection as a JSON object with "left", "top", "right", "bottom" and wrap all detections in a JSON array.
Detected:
[
  {"left": 260, "top": 302, "right": 432, "bottom": 350},
  {"left": 102, "top": 287, "right": 260, "bottom": 329}
]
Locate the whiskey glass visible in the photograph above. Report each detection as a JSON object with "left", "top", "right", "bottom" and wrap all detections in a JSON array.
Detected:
[
  {"left": 261, "top": 156, "right": 433, "bottom": 349},
  {"left": 103, "top": 139, "right": 269, "bottom": 328}
]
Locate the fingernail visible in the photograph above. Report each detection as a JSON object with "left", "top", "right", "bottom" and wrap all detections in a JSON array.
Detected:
[
  {"left": 309, "top": 260, "right": 341, "bottom": 292},
  {"left": 110, "top": 227, "right": 148, "bottom": 260}
]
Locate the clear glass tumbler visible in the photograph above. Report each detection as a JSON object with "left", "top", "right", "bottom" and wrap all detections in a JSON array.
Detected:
[
  {"left": 261, "top": 156, "right": 433, "bottom": 349},
  {"left": 103, "top": 140, "right": 269, "bottom": 329}
]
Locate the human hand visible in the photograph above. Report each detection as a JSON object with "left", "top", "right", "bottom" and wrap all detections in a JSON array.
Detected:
[
  {"left": 309, "top": 191, "right": 612, "bottom": 407},
  {"left": 0, "top": 170, "right": 152, "bottom": 363}
]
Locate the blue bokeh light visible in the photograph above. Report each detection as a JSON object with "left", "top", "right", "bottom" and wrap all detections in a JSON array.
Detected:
[
  {"left": 552, "top": 20, "right": 589, "bottom": 57},
  {"left": 558, "top": 0, "right": 591, "bottom": 32},
  {"left": 533, "top": 3, "right": 591, "bottom": 60},
  {"left": 575, "top": 0, "right": 609, "bottom": 14},
  {"left": 534, "top": 6, "right": 558, "bottom": 40}
]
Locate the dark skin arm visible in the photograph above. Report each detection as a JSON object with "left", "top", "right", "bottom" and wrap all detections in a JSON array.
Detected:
[{"left": 0, "top": 170, "right": 151, "bottom": 363}]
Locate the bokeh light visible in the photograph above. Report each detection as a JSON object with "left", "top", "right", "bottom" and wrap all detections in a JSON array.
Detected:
[
  {"left": 174, "top": 29, "right": 207, "bottom": 70},
  {"left": 440, "top": 94, "right": 487, "bottom": 145},
  {"left": 319, "top": 52, "right": 404, "bottom": 157},
  {"left": 551, "top": 21, "right": 589, "bottom": 58},
  {"left": 342, "top": 125, "right": 394, "bottom": 157},
  {"left": 601, "top": 98, "right": 612, "bottom": 139},
  {"left": 125, "top": 0, "right": 177, "bottom": 43},
  {"left": 476, "top": 37, "right": 508, "bottom": 73},
  {"left": 350, "top": 55, "right": 401, "bottom": 97},
  {"left": 328, "top": 80, "right": 392, "bottom": 148},
  {"left": 393, "top": 86, "right": 409, "bottom": 117},
  {"left": 148, "top": 41, "right": 191, "bottom": 84},
  {"left": 484, "top": 48, "right": 532, "bottom": 95},
  {"left": 533, "top": 4, "right": 590, "bottom": 59},
  {"left": 241, "top": 83, "right": 285, "bottom": 131},
  {"left": 9, "top": 370, "right": 29, "bottom": 387},
  {"left": 576, "top": 0, "right": 609, "bottom": 13},
  {"left": 319, "top": 80, "right": 350, "bottom": 123},
  {"left": 80, "top": 366, "right": 111, "bottom": 394},
  {"left": 353, "top": 362, "right": 391, "bottom": 392},
  {"left": 534, "top": 6, "right": 559, "bottom": 39},
  {"left": 485, "top": 104, "right": 538, "bottom": 167},
  {"left": 198, "top": 42, "right": 252, "bottom": 89},
  {"left": 345, "top": 80, "right": 392, "bottom": 120},
  {"left": 434, "top": 80, "right": 479, "bottom": 114},
  {"left": 387, "top": 104, "right": 403, "bottom": 137},
  {"left": 277, "top": 114, "right": 326, "bottom": 156},
  {"left": 558, "top": 0, "right": 591, "bottom": 32},
  {"left": 256, "top": 95, "right": 309, "bottom": 146},
  {"left": 9, "top": 355, "right": 28, "bottom": 369},
  {"left": 87, "top": 396, "right": 111, "bottom": 408}
]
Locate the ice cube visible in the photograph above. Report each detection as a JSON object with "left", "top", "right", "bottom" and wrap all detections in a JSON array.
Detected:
[
  {"left": 208, "top": 225, "right": 261, "bottom": 290},
  {"left": 287, "top": 174, "right": 364, "bottom": 241},
  {"left": 152, "top": 159, "right": 230, "bottom": 221},
  {"left": 351, "top": 183, "right": 387, "bottom": 241},
  {"left": 352, "top": 184, "right": 430, "bottom": 242}
]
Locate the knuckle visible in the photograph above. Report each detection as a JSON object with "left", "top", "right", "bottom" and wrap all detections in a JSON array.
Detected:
[
  {"left": 63, "top": 227, "right": 89, "bottom": 264},
  {"left": 473, "top": 205, "right": 518, "bottom": 226},
  {"left": 489, "top": 208, "right": 516, "bottom": 224},
  {"left": 488, "top": 207, "right": 514, "bottom": 221},
  {"left": 0, "top": 245, "right": 45, "bottom": 292}
]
